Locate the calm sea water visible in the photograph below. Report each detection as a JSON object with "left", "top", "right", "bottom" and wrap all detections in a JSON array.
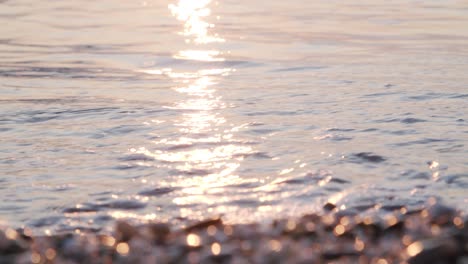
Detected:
[{"left": 1, "top": 0, "right": 467, "bottom": 233}]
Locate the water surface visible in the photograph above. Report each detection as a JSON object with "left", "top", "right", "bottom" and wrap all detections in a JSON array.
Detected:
[{"left": 1, "top": 0, "right": 467, "bottom": 233}]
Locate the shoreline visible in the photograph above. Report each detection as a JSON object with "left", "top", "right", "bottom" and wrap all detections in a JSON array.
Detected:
[{"left": 1, "top": 202, "right": 467, "bottom": 264}]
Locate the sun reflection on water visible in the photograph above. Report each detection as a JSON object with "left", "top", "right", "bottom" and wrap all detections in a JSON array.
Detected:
[
  {"left": 132, "top": 0, "right": 254, "bottom": 219},
  {"left": 169, "top": 0, "right": 224, "bottom": 44},
  {"left": 174, "top": 50, "right": 225, "bottom": 61}
]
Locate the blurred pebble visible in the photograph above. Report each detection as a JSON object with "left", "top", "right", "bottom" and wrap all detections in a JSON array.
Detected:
[
  {"left": 185, "top": 218, "right": 222, "bottom": 233},
  {"left": 0, "top": 202, "right": 466, "bottom": 264},
  {"left": 116, "top": 221, "right": 138, "bottom": 242},
  {"left": 408, "top": 238, "right": 462, "bottom": 264},
  {"left": 323, "top": 202, "right": 336, "bottom": 211},
  {"left": 148, "top": 223, "right": 170, "bottom": 244}
]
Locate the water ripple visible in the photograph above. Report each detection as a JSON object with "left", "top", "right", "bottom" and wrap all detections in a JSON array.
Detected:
[{"left": 1, "top": 0, "right": 467, "bottom": 232}]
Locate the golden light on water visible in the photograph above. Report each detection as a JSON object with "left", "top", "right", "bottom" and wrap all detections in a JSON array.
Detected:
[
  {"left": 174, "top": 50, "right": 225, "bottom": 61},
  {"left": 110, "top": 211, "right": 157, "bottom": 221},
  {"left": 169, "top": 0, "right": 224, "bottom": 44},
  {"left": 132, "top": 0, "right": 254, "bottom": 220},
  {"left": 169, "top": 0, "right": 225, "bottom": 74}
]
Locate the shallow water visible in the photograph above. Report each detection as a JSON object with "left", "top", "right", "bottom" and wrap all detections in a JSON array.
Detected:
[{"left": 1, "top": 0, "right": 467, "bottom": 233}]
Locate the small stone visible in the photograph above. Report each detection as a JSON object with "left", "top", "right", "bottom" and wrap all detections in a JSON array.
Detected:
[
  {"left": 323, "top": 203, "right": 336, "bottom": 211},
  {"left": 381, "top": 205, "right": 404, "bottom": 211},
  {"left": 203, "top": 253, "right": 232, "bottom": 264},
  {"left": 61, "top": 236, "right": 87, "bottom": 262},
  {"left": 322, "top": 250, "right": 360, "bottom": 260},
  {"left": 148, "top": 223, "right": 171, "bottom": 244},
  {"left": 116, "top": 221, "right": 139, "bottom": 242},
  {"left": 357, "top": 222, "right": 383, "bottom": 241},
  {"left": 0, "top": 230, "right": 29, "bottom": 255},
  {"left": 408, "top": 238, "right": 461, "bottom": 264},
  {"left": 335, "top": 209, "right": 359, "bottom": 218},
  {"left": 0, "top": 203, "right": 465, "bottom": 264},
  {"left": 427, "top": 204, "right": 456, "bottom": 225},
  {"left": 16, "top": 228, "right": 33, "bottom": 242},
  {"left": 185, "top": 218, "right": 222, "bottom": 233}
]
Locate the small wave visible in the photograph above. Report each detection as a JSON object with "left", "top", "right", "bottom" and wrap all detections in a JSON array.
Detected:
[
  {"left": 383, "top": 129, "right": 418, "bottom": 135},
  {"left": 399, "top": 170, "right": 431, "bottom": 180},
  {"left": 63, "top": 199, "right": 147, "bottom": 213},
  {"left": 63, "top": 204, "right": 99, "bottom": 213},
  {"left": 393, "top": 138, "right": 455, "bottom": 147},
  {"left": 362, "top": 92, "right": 399, "bottom": 97},
  {"left": 246, "top": 152, "right": 272, "bottom": 159},
  {"left": 405, "top": 92, "right": 449, "bottom": 100},
  {"left": 329, "top": 178, "right": 351, "bottom": 184},
  {"left": 138, "top": 187, "right": 177, "bottom": 197},
  {"left": 272, "top": 65, "right": 325, "bottom": 72},
  {"left": 348, "top": 152, "right": 386, "bottom": 163},
  {"left": 169, "top": 168, "right": 214, "bottom": 176},
  {"left": 374, "top": 117, "right": 426, "bottom": 124},
  {"left": 250, "top": 128, "right": 279, "bottom": 134},
  {"left": 120, "top": 153, "right": 155, "bottom": 162},
  {"left": 246, "top": 111, "right": 298, "bottom": 116},
  {"left": 275, "top": 171, "right": 347, "bottom": 186},
  {"left": 223, "top": 181, "right": 263, "bottom": 189},
  {"left": 437, "top": 144, "right": 464, "bottom": 153},
  {"left": 0, "top": 98, "right": 80, "bottom": 105},
  {"left": 360, "top": 128, "right": 379, "bottom": 132},
  {"left": 326, "top": 128, "right": 355, "bottom": 132},
  {"left": 450, "top": 94, "right": 468, "bottom": 99},
  {"left": 30, "top": 216, "right": 62, "bottom": 227},
  {"left": 3, "top": 106, "right": 121, "bottom": 124},
  {"left": 400, "top": 118, "right": 426, "bottom": 124},
  {"left": 101, "top": 200, "right": 147, "bottom": 210},
  {"left": 331, "top": 136, "right": 353, "bottom": 141},
  {"left": 443, "top": 174, "right": 468, "bottom": 184},
  {"left": 103, "top": 125, "right": 144, "bottom": 135}
]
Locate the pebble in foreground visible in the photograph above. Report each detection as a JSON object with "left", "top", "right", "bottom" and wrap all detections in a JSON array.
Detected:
[{"left": 0, "top": 203, "right": 467, "bottom": 264}]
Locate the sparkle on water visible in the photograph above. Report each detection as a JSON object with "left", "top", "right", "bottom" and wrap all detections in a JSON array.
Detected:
[{"left": 0, "top": 0, "right": 467, "bottom": 233}]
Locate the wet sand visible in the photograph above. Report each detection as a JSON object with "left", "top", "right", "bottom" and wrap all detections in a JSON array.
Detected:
[{"left": 1, "top": 201, "right": 466, "bottom": 264}]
